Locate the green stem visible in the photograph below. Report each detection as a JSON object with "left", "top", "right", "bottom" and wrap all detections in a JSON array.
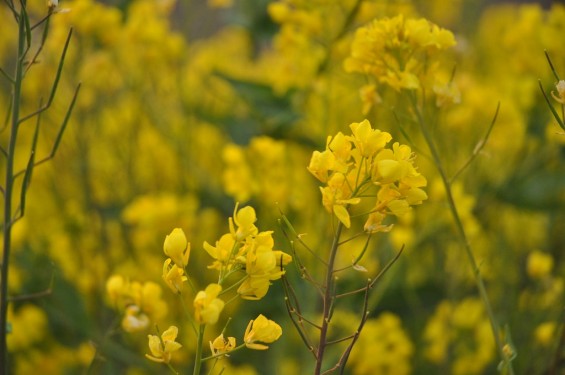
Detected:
[
  {"left": 410, "top": 94, "right": 514, "bottom": 374},
  {"left": 314, "top": 222, "right": 344, "bottom": 375},
  {"left": 193, "top": 324, "right": 205, "bottom": 375},
  {"left": 0, "top": 8, "right": 26, "bottom": 374}
]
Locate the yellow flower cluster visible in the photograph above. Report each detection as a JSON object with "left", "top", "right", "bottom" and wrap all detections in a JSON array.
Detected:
[
  {"left": 344, "top": 15, "right": 455, "bottom": 92},
  {"left": 424, "top": 298, "right": 495, "bottom": 375},
  {"left": 343, "top": 312, "right": 413, "bottom": 375},
  {"left": 308, "top": 119, "right": 427, "bottom": 228},
  {"left": 105, "top": 275, "right": 168, "bottom": 332},
  {"left": 204, "top": 204, "right": 292, "bottom": 300}
]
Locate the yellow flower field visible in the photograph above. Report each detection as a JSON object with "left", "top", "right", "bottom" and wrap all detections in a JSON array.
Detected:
[{"left": 1, "top": 0, "right": 564, "bottom": 374}]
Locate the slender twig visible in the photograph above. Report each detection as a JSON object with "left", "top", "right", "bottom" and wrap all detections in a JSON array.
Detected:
[
  {"left": 538, "top": 80, "right": 565, "bottom": 132},
  {"left": 278, "top": 213, "right": 328, "bottom": 265},
  {"left": 335, "top": 279, "right": 371, "bottom": 375},
  {"left": 18, "top": 28, "right": 74, "bottom": 125},
  {"left": 450, "top": 102, "right": 500, "bottom": 183},
  {"left": 0, "top": 66, "right": 15, "bottom": 84},
  {"left": 193, "top": 324, "right": 206, "bottom": 375},
  {"left": 282, "top": 274, "right": 318, "bottom": 359},
  {"left": 315, "top": 222, "right": 344, "bottom": 375},
  {"left": 544, "top": 50, "right": 561, "bottom": 81},
  {"left": 15, "top": 83, "right": 81, "bottom": 176},
  {"left": 24, "top": 10, "right": 53, "bottom": 75},
  {"left": 1, "top": 8, "right": 27, "bottom": 372},
  {"left": 409, "top": 92, "right": 514, "bottom": 374},
  {"left": 8, "top": 272, "right": 54, "bottom": 302},
  {"left": 334, "top": 234, "right": 372, "bottom": 273}
]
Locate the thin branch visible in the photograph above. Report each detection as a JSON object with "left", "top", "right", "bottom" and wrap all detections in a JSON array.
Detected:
[
  {"left": 18, "top": 28, "right": 74, "bottom": 125},
  {"left": 336, "top": 279, "right": 371, "bottom": 375},
  {"left": 334, "top": 234, "right": 372, "bottom": 273},
  {"left": 544, "top": 50, "right": 561, "bottom": 81},
  {"left": 8, "top": 272, "right": 54, "bottom": 302},
  {"left": 282, "top": 274, "right": 318, "bottom": 359},
  {"left": 278, "top": 213, "right": 328, "bottom": 265},
  {"left": 450, "top": 102, "right": 500, "bottom": 183},
  {"left": 1, "top": 94, "right": 13, "bottom": 133},
  {"left": 18, "top": 82, "right": 81, "bottom": 173},
  {"left": 539, "top": 80, "right": 565, "bottom": 132},
  {"left": 3, "top": 0, "right": 18, "bottom": 19},
  {"left": 0, "top": 66, "right": 14, "bottom": 84},
  {"left": 24, "top": 10, "right": 53, "bottom": 75}
]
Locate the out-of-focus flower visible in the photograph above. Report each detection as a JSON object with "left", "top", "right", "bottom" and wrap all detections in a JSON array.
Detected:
[
  {"left": 146, "top": 326, "right": 182, "bottom": 363},
  {"left": 527, "top": 250, "right": 554, "bottom": 280},
  {"left": 122, "top": 305, "right": 150, "bottom": 332},
  {"left": 194, "top": 283, "right": 225, "bottom": 325}
]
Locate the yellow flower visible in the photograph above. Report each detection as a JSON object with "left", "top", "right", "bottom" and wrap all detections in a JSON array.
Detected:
[
  {"left": 349, "top": 119, "right": 392, "bottom": 158},
  {"left": 164, "top": 228, "right": 190, "bottom": 268},
  {"left": 527, "top": 250, "right": 554, "bottom": 279},
  {"left": 194, "top": 283, "right": 225, "bottom": 325},
  {"left": 122, "top": 305, "right": 150, "bottom": 332},
  {"left": 534, "top": 322, "right": 556, "bottom": 346},
  {"left": 146, "top": 326, "right": 182, "bottom": 364},
  {"left": 237, "top": 232, "right": 290, "bottom": 300},
  {"left": 244, "top": 314, "right": 282, "bottom": 350},
  {"left": 320, "top": 173, "right": 361, "bottom": 228},
  {"left": 229, "top": 203, "right": 258, "bottom": 241},
  {"left": 210, "top": 334, "right": 237, "bottom": 357},
  {"left": 204, "top": 233, "right": 236, "bottom": 270},
  {"left": 307, "top": 148, "right": 336, "bottom": 183},
  {"left": 105, "top": 274, "right": 126, "bottom": 305},
  {"left": 162, "top": 258, "right": 187, "bottom": 294}
]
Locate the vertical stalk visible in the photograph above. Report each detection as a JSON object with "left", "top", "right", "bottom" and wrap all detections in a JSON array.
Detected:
[
  {"left": 315, "top": 222, "right": 343, "bottom": 375},
  {"left": 410, "top": 95, "right": 514, "bottom": 374},
  {"left": 193, "top": 323, "right": 205, "bottom": 375},
  {"left": 0, "top": 7, "right": 27, "bottom": 374}
]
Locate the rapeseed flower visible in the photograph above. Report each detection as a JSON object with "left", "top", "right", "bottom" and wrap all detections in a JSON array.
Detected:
[
  {"left": 163, "top": 228, "right": 190, "bottom": 268},
  {"left": 146, "top": 326, "right": 182, "bottom": 363},
  {"left": 244, "top": 314, "right": 282, "bottom": 350},
  {"left": 194, "top": 283, "right": 225, "bottom": 325}
]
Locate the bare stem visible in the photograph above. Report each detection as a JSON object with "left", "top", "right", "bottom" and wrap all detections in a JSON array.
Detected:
[
  {"left": 0, "top": 7, "right": 27, "bottom": 372},
  {"left": 314, "top": 222, "right": 344, "bottom": 375},
  {"left": 409, "top": 93, "right": 514, "bottom": 374}
]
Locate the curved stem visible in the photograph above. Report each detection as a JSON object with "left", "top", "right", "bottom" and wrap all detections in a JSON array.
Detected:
[{"left": 409, "top": 93, "right": 513, "bottom": 374}]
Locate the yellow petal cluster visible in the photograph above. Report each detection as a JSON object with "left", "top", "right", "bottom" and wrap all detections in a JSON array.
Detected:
[
  {"left": 105, "top": 275, "right": 168, "bottom": 332},
  {"left": 344, "top": 14, "right": 455, "bottom": 101},
  {"left": 308, "top": 119, "right": 427, "bottom": 229},
  {"left": 209, "top": 334, "right": 237, "bottom": 357},
  {"left": 162, "top": 258, "right": 187, "bottom": 294},
  {"left": 237, "top": 231, "right": 291, "bottom": 300},
  {"left": 243, "top": 314, "right": 282, "bottom": 350},
  {"left": 193, "top": 283, "right": 225, "bottom": 325},
  {"left": 146, "top": 326, "right": 182, "bottom": 363}
]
